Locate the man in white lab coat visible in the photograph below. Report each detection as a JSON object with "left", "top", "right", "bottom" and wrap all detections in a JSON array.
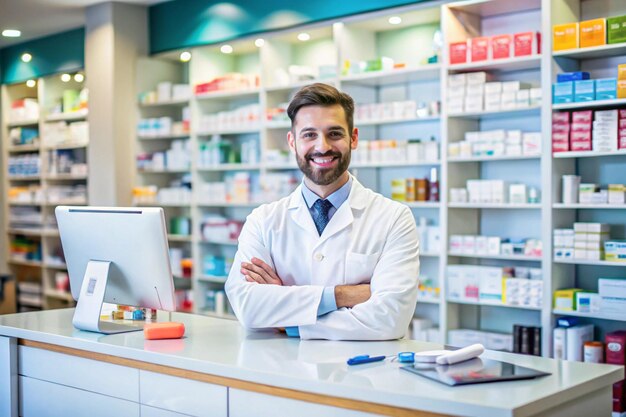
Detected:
[{"left": 225, "top": 83, "right": 420, "bottom": 340}]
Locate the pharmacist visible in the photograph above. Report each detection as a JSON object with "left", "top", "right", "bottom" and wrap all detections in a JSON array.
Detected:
[{"left": 225, "top": 83, "right": 420, "bottom": 340}]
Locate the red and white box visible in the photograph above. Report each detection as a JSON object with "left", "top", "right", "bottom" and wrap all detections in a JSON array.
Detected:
[
  {"left": 491, "top": 34, "right": 512, "bottom": 59},
  {"left": 552, "top": 130, "right": 570, "bottom": 152},
  {"left": 606, "top": 331, "right": 626, "bottom": 365},
  {"left": 449, "top": 41, "right": 468, "bottom": 65},
  {"left": 571, "top": 122, "right": 592, "bottom": 132},
  {"left": 552, "top": 123, "right": 570, "bottom": 133},
  {"left": 619, "top": 109, "right": 626, "bottom": 119},
  {"left": 470, "top": 37, "right": 490, "bottom": 62},
  {"left": 572, "top": 110, "right": 593, "bottom": 123},
  {"left": 514, "top": 31, "right": 541, "bottom": 56},
  {"left": 570, "top": 130, "right": 592, "bottom": 151},
  {"left": 553, "top": 112, "right": 570, "bottom": 123},
  {"left": 552, "top": 141, "right": 570, "bottom": 152}
]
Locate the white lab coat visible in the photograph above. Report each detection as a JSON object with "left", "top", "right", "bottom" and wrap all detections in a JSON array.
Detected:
[{"left": 225, "top": 176, "right": 420, "bottom": 340}]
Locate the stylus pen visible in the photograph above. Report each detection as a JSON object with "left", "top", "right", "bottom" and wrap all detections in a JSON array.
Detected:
[{"left": 347, "top": 355, "right": 387, "bottom": 366}]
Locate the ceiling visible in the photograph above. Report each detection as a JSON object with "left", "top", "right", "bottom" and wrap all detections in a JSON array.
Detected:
[{"left": 0, "top": 0, "right": 167, "bottom": 49}]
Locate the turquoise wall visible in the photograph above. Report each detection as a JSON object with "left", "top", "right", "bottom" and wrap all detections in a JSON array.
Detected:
[
  {"left": 0, "top": 28, "right": 84, "bottom": 85},
  {"left": 149, "top": 0, "right": 430, "bottom": 54}
]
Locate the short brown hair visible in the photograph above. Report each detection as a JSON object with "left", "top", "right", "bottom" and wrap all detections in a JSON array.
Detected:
[{"left": 287, "top": 83, "right": 355, "bottom": 133}]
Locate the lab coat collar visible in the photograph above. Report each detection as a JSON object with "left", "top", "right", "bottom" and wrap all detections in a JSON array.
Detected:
[{"left": 287, "top": 174, "right": 368, "bottom": 239}]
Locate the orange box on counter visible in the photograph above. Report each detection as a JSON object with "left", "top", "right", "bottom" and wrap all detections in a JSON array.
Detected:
[
  {"left": 580, "top": 18, "right": 607, "bottom": 48},
  {"left": 553, "top": 23, "right": 579, "bottom": 51},
  {"left": 470, "top": 37, "right": 490, "bottom": 61},
  {"left": 449, "top": 41, "right": 468, "bottom": 64},
  {"left": 491, "top": 34, "right": 512, "bottom": 59},
  {"left": 514, "top": 32, "right": 541, "bottom": 56}
]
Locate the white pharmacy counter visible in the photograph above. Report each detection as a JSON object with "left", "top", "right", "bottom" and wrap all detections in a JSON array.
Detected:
[{"left": 0, "top": 309, "right": 623, "bottom": 417}]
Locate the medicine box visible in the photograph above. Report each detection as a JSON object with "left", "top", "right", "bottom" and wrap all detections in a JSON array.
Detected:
[
  {"left": 470, "top": 37, "right": 490, "bottom": 62},
  {"left": 574, "top": 80, "right": 595, "bottom": 102},
  {"left": 558, "top": 72, "right": 590, "bottom": 82},
  {"left": 554, "top": 288, "right": 583, "bottom": 310},
  {"left": 595, "top": 78, "right": 617, "bottom": 100},
  {"left": 553, "top": 82, "right": 574, "bottom": 103},
  {"left": 479, "top": 267, "right": 504, "bottom": 305},
  {"left": 449, "top": 41, "right": 468, "bottom": 65},
  {"left": 466, "top": 71, "right": 489, "bottom": 85},
  {"left": 579, "top": 18, "right": 607, "bottom": 48},
  {"left": 604, "top": 240, "right": 626, "bottom": 262},
  {"left": 599, "top": 279, "right": 626, "bottom": 314},
  {"left": 576, "top": 292, "right": 600, "bottom": 313},
  {"left": 553, "top": 23, "right": 579, "bottom": 51},
  {"left": 607, "top": 15, "right": 626, "bottom": 44},
  {"left": 491, "top": 34, "right": 512, "bottom": 59},
  {"left": 514, "top": 31, "right": 540, "bottom": 56}
]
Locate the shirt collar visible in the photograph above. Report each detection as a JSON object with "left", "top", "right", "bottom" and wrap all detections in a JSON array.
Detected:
[{"left": 301, "top": 176, "right": 353, "bottom": 209}]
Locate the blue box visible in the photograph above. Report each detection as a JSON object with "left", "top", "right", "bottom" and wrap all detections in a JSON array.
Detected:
[
  {"left": 574, "top": 80, "right": 595, "bottom": 102},
  {"left": 553, "top": 82, "right": 574, "bottom": 104},
  {"left": 557, "top": 72, "right": 591, "bottom": 82},
  {"left": 594, "top": 78, "right": 617, "bottom": 100}
]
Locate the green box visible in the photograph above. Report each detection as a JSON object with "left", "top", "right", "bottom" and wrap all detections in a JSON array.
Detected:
[{"left": 607, "top": 15, "right": 626, "bottom": 44}]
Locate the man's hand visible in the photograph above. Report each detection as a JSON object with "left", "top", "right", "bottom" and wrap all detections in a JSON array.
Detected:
[
  {"left": 335, "top": 284, "right": 371, "bottom": 308},
  {"left": 241, "top": 257, "right": 283, "bottom": 285}
]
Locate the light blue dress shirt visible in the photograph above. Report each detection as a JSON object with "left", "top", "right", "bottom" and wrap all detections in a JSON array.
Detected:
[{"left": 285, "top": 177, "right": 353, "bottom": 338}]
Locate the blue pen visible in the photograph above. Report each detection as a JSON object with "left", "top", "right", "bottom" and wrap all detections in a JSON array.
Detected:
[{"left": 347, "top": 354, "right": 387, "bottom": 366}]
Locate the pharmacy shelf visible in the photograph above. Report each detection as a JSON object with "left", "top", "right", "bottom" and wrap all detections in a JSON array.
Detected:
[
  {"left": 7, "top": 145, "right": 40, "bottom": 153},
  {"left": 448, "top": 203, "right": 541, "bottom": 209},
  {"left": 7, "top": 119, "right": 39, "bottom": 128},
  {"left": 44, "top": 262, "right": 68, "bottom": 270},
  {"left": 197, "top": 275, "right": 228, "bottom": 283},
  {"left": 44, "top": 143, "right": 88, "bottom": 150},
  {"left": 352, "top": 160, "right": 440, "bottom": 168},
  {"left": 265, "top": 121, "right": 291, "bottom": 129},
  {"left": 138, "top": 98, "right": 189, "bottom": 107},
  {"left": 168, "top": 234, "right": 192, "bottom": 242},
  {"left": 356, "top": 116, "right": 440, "bottom": 127},
  {"left": 417, "top": 298, "right": 440, "bottom": 305},
  {"left": 553, "top": 258, "right": 626, "bottom": 267},
  {"left": 200, "top": 238, "right": 238, "bottom": 246},
  {"left": 41, "top": 229, "right": 60, "bottom": 237},
  {"left": 6, "top": 228, "right": 42, "bottom": 236},
  {"left": 7, "top": 202, "right": 42, "bottom": 207},
  {"left": 552, "top": 43, "right": 626, "bottom": 60},
  {"left": 340, "top": 65, "right": 441, "bottom": 86},
  {"left": 553, "top": 149, "right": 626, "bottom": 159},
  {"left": 403, "top": 202, "right": 441, "bottom": 209},
  {"left": 197, "top": 163, "right": 261, "bottom": 172},
  {"left": 44, "top": 111, "right": 88, "bottom": 122},
  {"left": 8, "top": 259, "right": 42, "bottom": 267},
  {"left": 447, "top": 299, "right": 541, "bottom": 311},
  {"left": 43, "top": 200, "right": 87, "bottom": 206},
  {"left": 448, "top": 252, "right": 542, "bottom": 262},
  {"left": 43, "top": 289, "right": 74, "bottom": 302},
  {"left": 45, "top": 174, "right": 88, "bottom": 180},
  {"left": 448, "top": 55, "right": 541, "bottom": 73},
  {"left": 7, "top": 175, "right": 41, "bottom": 181},
  {"left": 196, "top": 127, "right": 261, "bottom": 136},
  {"left": 552, "top": 98, "right": 626, "bottom": 110},
  {"left": 448, "top": 154, "right": 540, "bottom": 163},
  {"left": 137, "top": 133, "right": 190, "bottom": 141},
  {"left": 448, "top": 106, "right": 541, "bottom": 120},
  {"left": 553, "top": 203, "right": 626, "bottom": 209},
  {"left": 552, "top": 309, "right": 626, "bottom": 322},
  {"left": 420, "top": 252, "right": 441, "bottom": 258},
  {"left": 137, "top": 169, "right": 189, "bottom": 174},
  {"left": 195, "top": 88, "right": 260, "bottom": 101}
]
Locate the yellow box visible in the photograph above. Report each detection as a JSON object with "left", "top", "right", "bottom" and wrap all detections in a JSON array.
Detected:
[
  {"left": 553, "top": 23, "right": 579, "bottom": 51},
  {"left": 618, "top": 80, "right": 626, "bottom": 98},
  {"left": 580, "top": 18, "right": 607, "bottom": 48},
  {"left": 618, "top": 64, "right": 626, "bottom": 80},
  {"left": 554, "top": 288, "right": 583, "bottom": 310}
]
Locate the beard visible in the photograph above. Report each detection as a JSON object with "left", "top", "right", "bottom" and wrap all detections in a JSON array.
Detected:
[{"left": 295, "top": 148, "right": 351, "bottom": 186}]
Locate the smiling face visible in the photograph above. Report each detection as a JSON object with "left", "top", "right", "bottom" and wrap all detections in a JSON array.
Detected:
[{"left": 287, "top": 104, "right": 358, "bottom": 197}]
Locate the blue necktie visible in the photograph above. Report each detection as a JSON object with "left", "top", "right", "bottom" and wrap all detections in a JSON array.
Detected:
[{"left": 312, "top": 199, "right": 333, "bottom": 236}]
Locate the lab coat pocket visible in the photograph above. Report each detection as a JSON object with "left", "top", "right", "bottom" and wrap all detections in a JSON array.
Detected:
[{"left": 344, "top": 252, "right": 380, "bottom": 284}]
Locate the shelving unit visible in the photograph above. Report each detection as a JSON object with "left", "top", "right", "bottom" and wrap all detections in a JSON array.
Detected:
[
  {"left": 1, "top": 71, "right": 89, "bottom": 312},
  {"left": 126, "top": 0, "right": 626, "bottom": 362}
]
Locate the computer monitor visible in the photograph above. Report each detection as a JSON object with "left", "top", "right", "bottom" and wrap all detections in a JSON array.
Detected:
[{"left": 56, "top": 206, "right": 176, "bottom": 334}]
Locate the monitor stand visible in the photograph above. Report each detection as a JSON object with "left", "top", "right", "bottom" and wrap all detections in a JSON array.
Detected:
[{"left": 72, "top": 260, "right": 144, "bottom": 334}]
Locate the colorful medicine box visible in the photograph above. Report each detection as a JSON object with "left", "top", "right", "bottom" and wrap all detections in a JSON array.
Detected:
[
  {"left": 580, "top": 18, "right": 607, "bottom": 48},
  {"left": 607, "top": 15, "right": 626, "bottom": 44},
  {"left": 470, "top": 37, "right": 490, "bottom": 62},
  {"left": 574, "top": 80, "right": 596, "bottom": 102},
  {"left": 553, "top": 23, "right": 579, "bottom": 51},
  {"left": 491, "top": 34, "right": 512, "bottom": 59},
  {"left": 554, "top": 288, "right": 583, "bottom": 310},
  {"left": 449, "top": 41, "right": 468, "bottom": 65},
  {"left": 557, "top": 72, "right": 590, "bottom": 82},
  {"left": 553, "top": 82, "right": 574, "bottom": 103},
  {"left": 618, "top": 80, "right": 626, "bottom": 99},
  {"left": 595, "top": 78, "right": 617, "bottom": 100},
  {"left": 514, "top": 31, "right": 540, "bottom": 56}
]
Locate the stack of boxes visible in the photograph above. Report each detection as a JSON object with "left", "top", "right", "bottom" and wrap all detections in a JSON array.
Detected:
[
  {"left": 449, "top": 235, "right": 542, "bottom": 258},
  {"left": 450, "top": 179, "right": 540, "bottom": 204},
  {"left": 448, "top": 129, "right": 541, "bottom": 158},
  {"left": 574, "top": 222, "right": 609, "bottom": 261},
  {"left": 553, "top": 71, "right": 617, "bottom": 104},
  {"left": 607, "top": 331, "right": 626, "bottom": 414},
  {"left": 554, "top": 279, "right": 626, "bottom": 316},
  {"left": 448, "top": 31, "right": 541, "bottom": 64},
  {"left": 552, "top": 109, "right": 625, "bottom": 153},
  {"left": 553, "top": 15, "right": 626, "bottom": 51},
  {"left": 447, "top": 72, "right": 541, "bottom": 115}
]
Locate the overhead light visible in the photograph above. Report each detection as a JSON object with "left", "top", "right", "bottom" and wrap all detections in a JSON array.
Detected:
[
  {"left": 74, "top": 73, "right": 84, "bottom": 82},
  {"left": 61, "top": 73, "right": 71, "bottom": 82},
  {"left": 179, "top": 51, "right": 191, "bottom": 62},
  {"left": 21, "top": 53, "right": 32, "bottom": 63},
  {"left": 220, "top": 44, "right": 233, "bottom": 54},
  {"left": 2, "top": 29, "right": 21, "bottom": 38},
  {"left": 297, "top": 32, "right": 310, "bottom": 42},
  {"left": 26, "top": 79, "right": 36, "bottom": 88},
  {"left": 254, "top": 38, "right": 265, "bottom": 47},
  {"left": 388, "top": 16, "right": 402, "bottom": 25}
]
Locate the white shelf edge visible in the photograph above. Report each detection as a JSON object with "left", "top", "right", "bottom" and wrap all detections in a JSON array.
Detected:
[
  {"left": 553, "top": 203, "right": 626, "bottom": 209},
  {"left": 448, "top": 203, "right": 541, "bottom": 209},
  {"left": 7, "top": 119, "right": 39, "bottom": 127},
  {"left": 195, "top": 88, "right": 260, "bottom": 100},
  {"left": 416, "top": 298, "right": 441, "bottom": 305},
  {"left": 447, "top": 299, "right": 541, "bottom": 311},
  {"left": 352, "top": 160, "right": 441, "bottom": 168},
  {"left": 448, "top": 105, "right": 541, "bottom": 118},
  {"left": 339, "top": 64, "right": 441, "bottom": 83},
  {"left": 7, "top": 145, "right": 40, "bottom": 152},
  {"left": 552, "top": 42, "right": 626, "bottom": 58},
  {"left": 44, "top": 111, "right": 88, "bottom": 122},
  {"left": 447, "top": 55, "right": 541, "bottom": 72},
  {"left": 138, "top": 99, "right": 189, "bottom": 107},
  {"left": 448, "top": 154, "right": 540, "bottom": 162},
  {"left": 448, "top": 252, "right": 542, "bottom": 262},
  {"left": 552, "top": 98, "right": 626, "bottom": 110},
  {"left": 197, "top": 164, "right": 261, "bottom": 171},
  {"left": 553, "top": 258, "right": 626, "bottom": 267},
  {"left": 197, "top": 275, "right": 228, "bottom": 283},
  {"left": 553, "top": 309, "right": 626, "bottom": 321},
  {"left": 137, "top": 134, "right": 190, "bottom": 140},
  {"left": 196, "top": 127, "right": 261, "bottom": 135},
  {"left": 553, "top": 149, "right": 626, "bottom": 159},
  {"left": 200, "top": 239, "right": 238, "bottom": 246},
  {"left": 356, "top": 116, "right": 440, "bottom": 126}
]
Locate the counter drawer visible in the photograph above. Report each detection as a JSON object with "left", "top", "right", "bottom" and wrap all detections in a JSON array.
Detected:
[
  {"left": 140, "top": 370, "right": 227, "bottom": 417},
  {"left": 18, "top": 345, "right": 139, "bottom": 401},
  {"left": 229, "top": 389, "right": 383, "bottom": 417},
  {"left": 19, "top": 376, "right": 139, "bottom": 417}
]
